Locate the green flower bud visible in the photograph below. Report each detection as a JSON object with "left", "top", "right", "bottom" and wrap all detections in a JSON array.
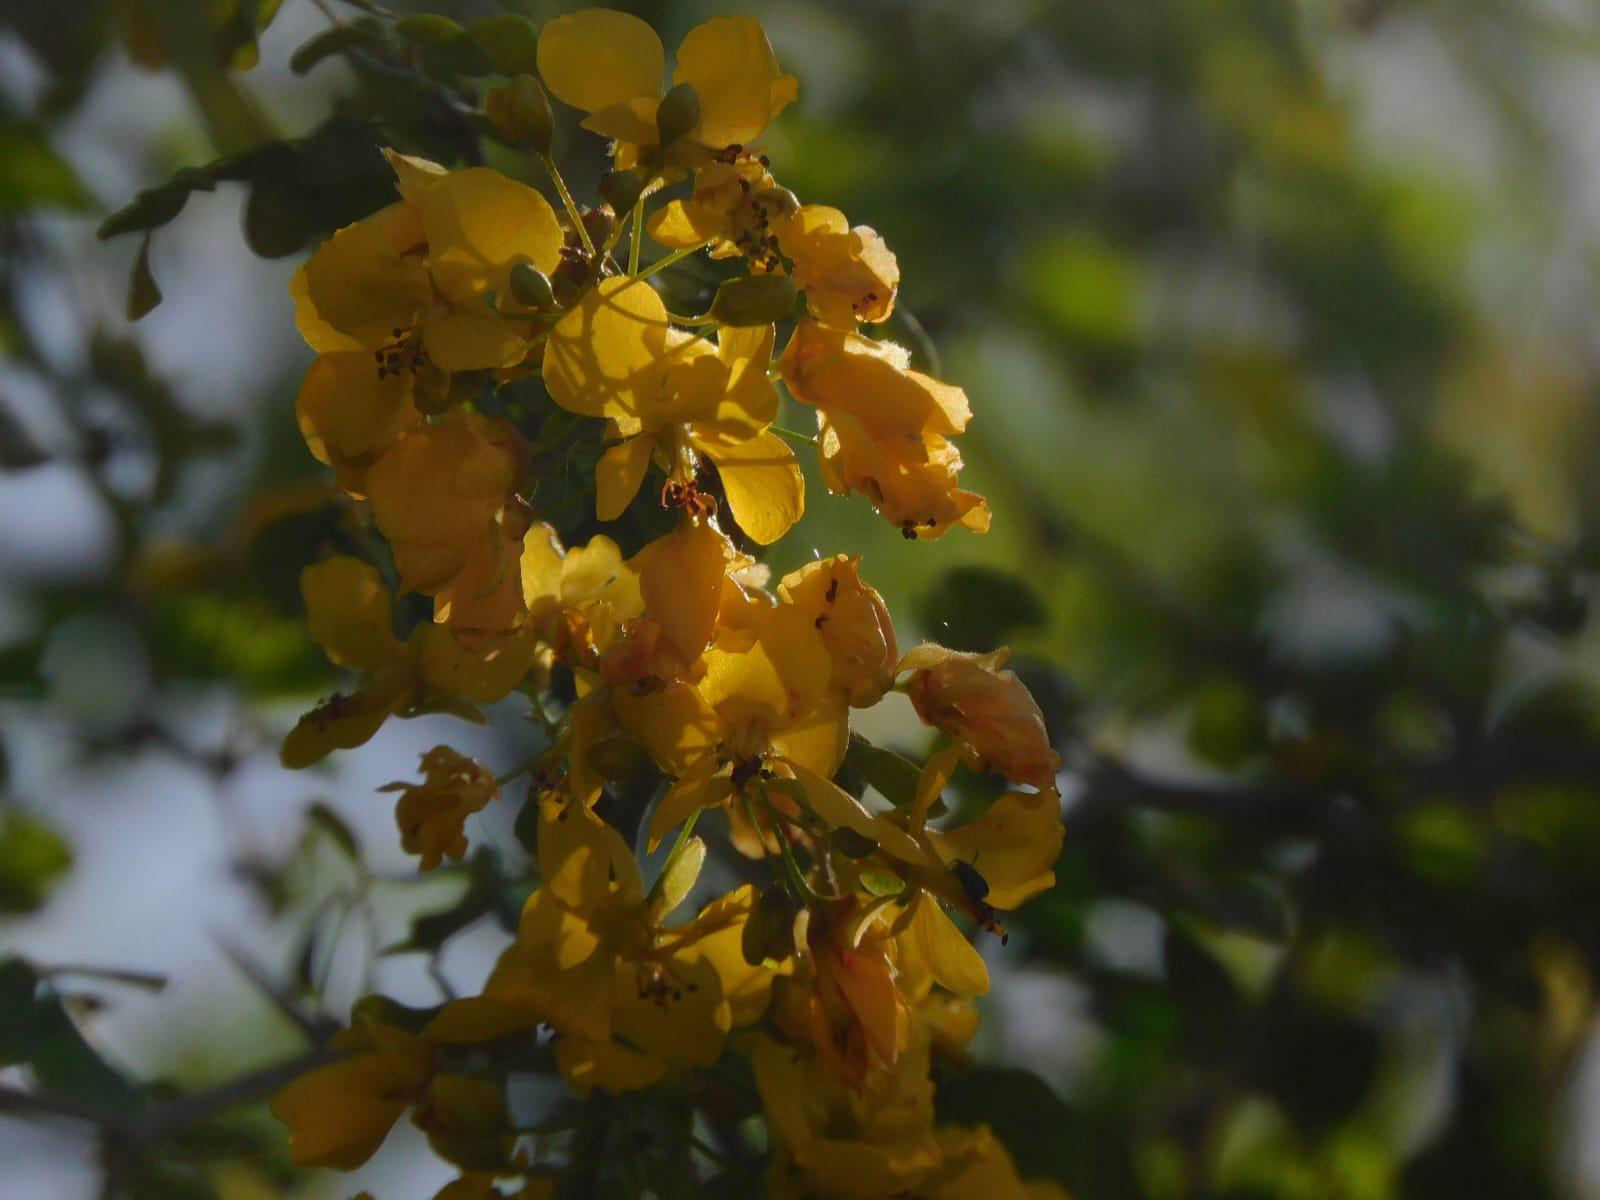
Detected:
[
  {"left": 485, "top": 74, "right": 553, "bottom": 154},
  {"left": 655, "top": 82, "right": 701, "bottom": 146},
  {"left": 509, "top": 262, "right": 557, "bottom": 310},
  {"left": 707, "top": 273, "right": 799, "bottom": 327}
]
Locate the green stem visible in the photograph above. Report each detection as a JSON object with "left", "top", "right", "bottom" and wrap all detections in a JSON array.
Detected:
[
  {"left": 542, "top": 153, "right": 595, "bottom": 260},
  {"left": 628, "top": 199, "right": 644, "bottom": 275},
  {"left": 637, "top": 241, "right": 710, "bottom": 279},
  {"left": 770, "top": 424, "right": 819, "bottom": 449}
]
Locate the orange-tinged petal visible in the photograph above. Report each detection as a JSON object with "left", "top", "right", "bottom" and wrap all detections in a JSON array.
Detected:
[
  {"left": 543, "top": 276, "right": 671, "bottom": 420},
  {"left": 537, "top": 8, "right": 663, "bottom": 116},
  {"left": 767, "top": 691, "right": 850, "bottom": 779},
  {"left": 634, "top": 518, "right": 729, "bottom": 662},
  {"left": 291, "top": 264, "right": 362, "bottom": 353},
  {"left": 672, "top": 16, "right": 797, "bottom": 149},
  {"left": 695, "top": 429, "right": 803, "bottom": 545},
  {"left": 595, "top": 433, "right": 656, "bottom": 521},
  {"left": 269, "top": 1036, "right": 434, "bottom": 1169}
]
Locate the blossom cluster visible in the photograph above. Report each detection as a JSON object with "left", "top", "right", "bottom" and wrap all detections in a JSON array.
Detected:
[{"left": 270, "top": 11, "right": 1065, "bottom": 1198}]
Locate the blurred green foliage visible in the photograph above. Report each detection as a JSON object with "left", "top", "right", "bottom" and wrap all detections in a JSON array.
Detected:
[{"left": 5, "top": 0, "right": 1600, "bottom": 1197}]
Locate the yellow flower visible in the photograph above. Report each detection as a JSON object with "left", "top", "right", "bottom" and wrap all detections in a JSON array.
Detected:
[
  {"left": 778, "top": 320, "right": 990, "bottom": 539},
  {"left": 647, "top": 159, "right": 800, "bottom": 267},
  {"left": 775, "top": 205, "right": 899, "bottom": 329},
  {"left": 543, "top": 277, "right": 803, "bottom": 542},
  {"left": 363, "top": 410, "right": 531, "bottom": 637},
  {"left": 753, "top": 1031, "right": 941, "bottom": 1199},
  {"left": 380, "top": 747, "right": 499, "bottom": 870},
  {"left": 427, "top": 795, "right": 750, "bottom": 1096},
  {"left": 297, "top": 152, "right": 562, "bottom": 373},
  {"left": 641, "top": 601, "right": 924, "bottom": 864},
  {"left": 804, "top": 897, "right": 910, "bottom": 1084},
  {"left": 281, "top": 557, "right": 540, "bottom": 767},
  {"left": 295, "top": 351, "right": 422, "bottom": 498},
  {"left": 899, "top": 644, "right": 1061, "bottom": 790},
  {"left": 269, "top": 1023, "right": 435, "bottom": 1169},
  {"left": 777, "top": 555, "right": 899, "bottom": 708},
  {"left": 537, "top": 10, "right": 797, "bottom": 166}
]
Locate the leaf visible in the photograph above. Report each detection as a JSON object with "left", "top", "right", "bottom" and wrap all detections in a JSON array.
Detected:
[
  {"left": 305, "top": 802, "right": 361, "bottom": 862},
  {"left": 843, "top": 736, "right": 923, "bottom": 809},
  {"left": 469, "top": 13, "right": 538, "bottom": 75},
  {"left": 0, "top": 809, "right": 73, "bottom": 913},
  {"left": 0, "top": 121, "right": 89, "bottom": 212},
  {"left": 935, "top": 1065, "right": 1077, "bottom": 1185},
  {"left": 289, "top": 21, "right": 383, "bottom": 75},
  {"left": 0, "top": 958, "right": 141, "bottom": 1109},
  {"left": 916, "top": 565, "right": 1046, "bottom": 653},
  {"left": 0, "top": 405, "right": 48, "bottom": 469},
  {"left": 652, "top": 837, "right": 705, "bottom": 917},
  {"left": 126, "top": 233, "right": 161, "bottom": 321}
]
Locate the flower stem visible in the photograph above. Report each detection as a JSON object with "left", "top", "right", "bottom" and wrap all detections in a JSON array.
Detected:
[
  {"left": 637, "top": 241, "right": 710, "bottom": 280},
  {"left": 542, "top": 152, "right": 594, "bottom": 260},
  {"left": 628, "top": 200, "right": 644, "bottom": 276},
  {"left": 771, "top": 424, "right": 819, "bottom": 449}
]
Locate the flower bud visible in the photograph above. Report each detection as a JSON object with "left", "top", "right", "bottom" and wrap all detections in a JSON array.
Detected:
[
  {"left": 485, "top": 74, "right": 553, "bottom": 154},
  {"left": 707, "top": 273, "right": 798, "bottom": 327},
  {"left": 394, "top": 13, "right": 464, "bottom": 44},
  {"left": 509, "top": 261, "right": 557, "bottom": 310},
  {"left": 655, "top": 82, "right": 701, "bottom": 146}
]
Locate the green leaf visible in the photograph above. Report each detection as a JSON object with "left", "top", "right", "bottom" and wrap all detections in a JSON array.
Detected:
[
  {"left": 843, "top": 736, "right": 923, "bottom": 808},
  {"left": 653, "top": 837, "right": 705, "bottom": 917},
  {"left": 0, "top": 959, "right": 141, "bottom": 1109},
  {"left": 935, "top": 1065, "right": 1077, "bottom": 1185},
  {"left": 0, "top": 809, "right": 73, "bottom": 913},
  {"left": 916, "top": 566, "right": 1046, "bottom": 653},
  {"left": 469, "top": 13, "right": 538, "bottom": 75},
  {"left": 0, "top": 121, "right": 89, "bottom": 212},
  {"left": 305, "top": 802, "right": 361, "bottom": 862},
  {"left": 126, "top": 233, "right": 162, "bottom": 321},
  {"left": 289, "top": 20, "right": 383, "bottom": 75}
]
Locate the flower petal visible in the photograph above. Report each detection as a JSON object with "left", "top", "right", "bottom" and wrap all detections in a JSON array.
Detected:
[
  {"left": 672, "top": 16, "right": 797, "bottom": 149},
  {"left": 537, "top": 8, "right": 663, "bottom": 116},
  {"left": 595, "top": 433, "right": 656, "bottom": 521},
  {"left": 695, "top": 429, "right": 804, "bottom": 545},
  {"left": 544, "top": 275, "right": 670, "bottom": 420}
]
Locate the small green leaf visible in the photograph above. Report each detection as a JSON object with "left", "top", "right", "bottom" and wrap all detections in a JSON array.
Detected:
[
  {"left": 0, "top": 121, "right": 89, "bottom": 213},
  {"left": 469, "top": 13, "right": 539, "bottom": 75},
  {"left": 305, "top": 802, "right": 361, "bottom": 862},
  {"left": 843, "top": 736, "right": 923, "bottom": 808},
  {"left": 654, "top": 837, "right": 706, "bottom": 917},
  {"left": 0, "top": 809, "right": 73, "bottom": 913},
  {"left": 126, "top": 233, "right": 161, "bottom": 321}
]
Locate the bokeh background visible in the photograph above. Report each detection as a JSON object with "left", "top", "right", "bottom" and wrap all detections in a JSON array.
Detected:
[{"left": 7, "top": 0, "right": 1600, "bottom": 1196}]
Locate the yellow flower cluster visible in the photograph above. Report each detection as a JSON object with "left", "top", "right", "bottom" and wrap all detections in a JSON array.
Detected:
[{"left": 272, "top": 10, "right": 1064, "bottom": 1198}]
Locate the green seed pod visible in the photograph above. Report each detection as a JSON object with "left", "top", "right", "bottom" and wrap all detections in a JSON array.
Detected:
[
  {"left": 509, "top": 261, "right": 557, "bottom": 310},
  {"left": 655, "top": 81, "right": 701, "bottom": 146},
  {"left": 707, "top": 273, "right": 799, "bottom": 327},
  {"left": 741, "top": 885, "right": 799, "bottom": 966},
  {"left": 485, "top": 74, "right": 553, "bottom": 154},
  {"left": 599, "top": 168, "right": 645, "bottom": 216}
]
